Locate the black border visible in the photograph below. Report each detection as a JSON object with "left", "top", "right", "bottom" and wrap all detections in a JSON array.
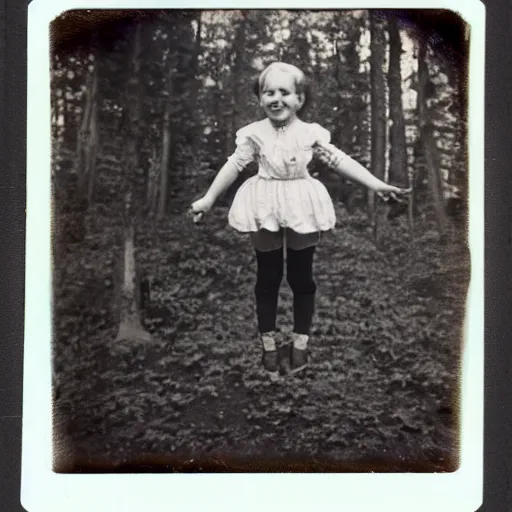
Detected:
[
  {"left": 481, "top": 0, "right": 512, "bottom": 510},
  {"left": 1, "top": 0, "right": 510, "bottom": 510},
  {"left": 0, "top": 0, "right": 27, "bottom": 511}
]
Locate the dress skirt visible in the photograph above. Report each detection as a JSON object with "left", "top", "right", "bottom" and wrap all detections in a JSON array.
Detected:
[{"left": 228, "top": 174, "right": 336, "bottom": 234}]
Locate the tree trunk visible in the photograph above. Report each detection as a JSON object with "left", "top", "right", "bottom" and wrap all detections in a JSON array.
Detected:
[
  {"left": 332, "top": 39, "right": 349, "bottom": 204},
  {"left": 63, "top": 84, "right": 72, "bottom": 147},
  {"left": 212, "top": 62, "right": 226, "bottom": 168},
  {"left": 50, "top": 55, "right": 59, "bottom": 139},
  {"left": 230, "top": 14, "right": 246, "bottom": 154},
  {"left": 76, "top": 58, "right": 98, "bottom": 208},
  {"left": 114, "top": 193, "right": 152, "bottom": 346},
  {"left": 193, "top": 11, "right": 202, "bottom": 79},
  {"left": 86, "top": 92, "right": 99, "bottom": 204},
  {"left": 387, "top": 17, "right": 412, "bottom": 234},
  {"left": 189, "top": 11, "right": 203, "bottom": 155},
  {"left": 411, "top": 108, "right": 423, "bottom": 218},
  {"left": 114, "top": 21, "right": 152, "bottom": 349},
  {"left": 369, "top": 12, "right": 387, "bottom": 243},
  {"left": 158, "top": 63, "right": 173, "bottom": 218},
  {"left": 146, "top": 146, "right": 159, "bottom": 216},
  {"left": 417, "top": 41, "right": 446, "bottom": 236},
  {"left": 122, "top": 22, "right": 142, "bottom": 195},
  {"left": 387, "top": 17, "right": 407, "bottom": 186}
]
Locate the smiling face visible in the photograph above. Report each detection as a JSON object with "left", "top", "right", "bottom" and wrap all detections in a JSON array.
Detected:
[{"left": 259, "top": 70, "right": 305, "bottom": 127}]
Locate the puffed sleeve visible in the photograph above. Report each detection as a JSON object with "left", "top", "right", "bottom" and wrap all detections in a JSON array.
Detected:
[
  {"left": 311, "top": 123, "right": 349, "bottom": 169},
  {"left": 226, "top": 125, "right": 257, "bottom": 172},
  {"left": 312, "top": 123, "right": 332, "bottom": 145}
]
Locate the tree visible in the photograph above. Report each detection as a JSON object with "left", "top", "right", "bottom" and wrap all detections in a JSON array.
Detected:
[
  {"left": 76, "top": 39, "right": 99, "bottom": 207},
  {"left": 114, "top": 20, "right": 152, "bottom": 349},
  {"left": 328, "top": 12, "right": 369, "bottom": 209},
  {"left": 158, "top": 46, "right": 174, "bottom": 219},
  {"left": 387, "top": 16, "right": 412, "bottom": 233},
  {"left": 417, "top": 38, "right": 446, "bottom": 236},
  {"left": 153, "top": 12, "right": 200, "bottom": 214},
  {"left": 188, "top": 11, "right": 203, "bottom": 155},
  {"left": 368, "top": 11, "right": 387, "bottom": 242},
  {"left": 227, "top": 12, "right": 247, "bottom": 155},
  {"left": 424, "top": 39, "right": 468, "bottom": 229}
]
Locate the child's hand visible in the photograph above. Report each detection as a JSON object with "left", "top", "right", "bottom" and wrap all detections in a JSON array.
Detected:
[
  {"left": 190, "top": 196, "right": 214, "bottom": 223},
  {"left": 375, "top": 184, "right": 412, "bottom": 203}
]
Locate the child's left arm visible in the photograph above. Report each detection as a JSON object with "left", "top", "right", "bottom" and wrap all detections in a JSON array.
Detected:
[{"left": 314, "top": 141, "right": 411, "bottom": 199}]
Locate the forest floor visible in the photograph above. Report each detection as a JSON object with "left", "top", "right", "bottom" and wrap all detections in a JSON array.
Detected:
[{"left": 52, "top": 201, "right": 469, "bottom": 473}]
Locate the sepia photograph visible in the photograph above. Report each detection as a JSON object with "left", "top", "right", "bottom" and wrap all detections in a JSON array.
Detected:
[
  {"left": 48, "top": 8, "right": 471, "bottom": 473},
  {"left": 21, "top": 2, "right": 485, "bottom": 511}
]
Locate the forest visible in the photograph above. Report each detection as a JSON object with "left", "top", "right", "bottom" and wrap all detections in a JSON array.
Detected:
[{"left": 50, "top": 9, "right": 470, "bottom": 473}]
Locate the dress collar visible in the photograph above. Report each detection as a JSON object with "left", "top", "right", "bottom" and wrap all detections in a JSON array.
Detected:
[{"left": 266, "top": 117, "right": 302, "bottom": 135}]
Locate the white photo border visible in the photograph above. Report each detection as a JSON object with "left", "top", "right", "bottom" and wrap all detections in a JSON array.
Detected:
[{"left": 22, "top": 1, "right": 485, "bottom": 511}]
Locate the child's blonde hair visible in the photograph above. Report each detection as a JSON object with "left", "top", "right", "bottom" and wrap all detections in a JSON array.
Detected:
[{"left": 252, "top": 62, "right": 311, "bottom": 112}]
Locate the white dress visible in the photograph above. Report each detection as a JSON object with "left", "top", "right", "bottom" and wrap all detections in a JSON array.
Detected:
[{"left": 227, "top": 118, "right": 348, "bottom": 234}]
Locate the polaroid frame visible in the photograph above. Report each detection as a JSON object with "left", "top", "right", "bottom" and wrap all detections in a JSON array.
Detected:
[{"left": 21, "top": 0, "right": 485, "bottom": 511}]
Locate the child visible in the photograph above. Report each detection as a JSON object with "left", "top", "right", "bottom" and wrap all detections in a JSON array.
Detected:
[{"left": 191, "top": 62, "right": 410, "bottom": 376}]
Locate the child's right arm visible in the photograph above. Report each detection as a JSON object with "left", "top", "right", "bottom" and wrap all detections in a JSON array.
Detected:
[
  {"left": 191, "top": 160, "right": 239, "bottom": 219},
  {"left": 191, "top": 126, "right": 256, "bottom": 222}
]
